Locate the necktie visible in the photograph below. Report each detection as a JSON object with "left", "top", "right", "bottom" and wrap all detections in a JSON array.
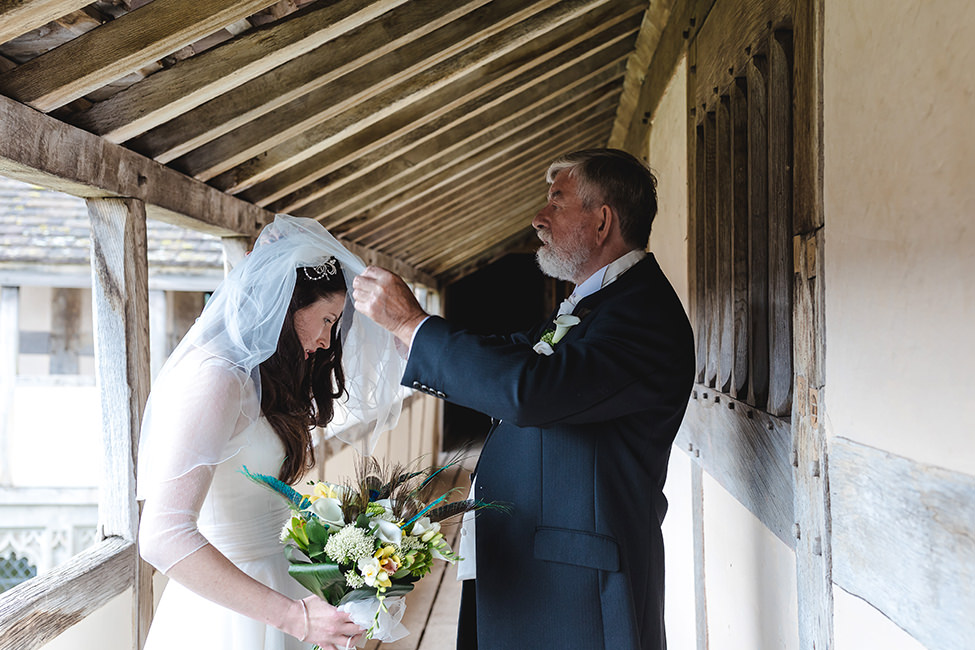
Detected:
[{"left": 557, "top": 294, "right": 578, "bottom": 316}]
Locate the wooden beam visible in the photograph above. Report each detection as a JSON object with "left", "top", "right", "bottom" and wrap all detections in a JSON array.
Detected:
[
  {"left": 303, "top": 89, "right": 622, "bottom": 228},
  {"left": 675, "top": 386, "right": 795, "bottom": 548},
  {"left": 830, "top": 437, "right": 975, "bottom": 650},
  {"left": 251, "top": 29, "right": 633, "bottom": 212},
  {"left": 0, "top": 0, "right": 281, "bottom": 112},
  {"left": 0, "top": 92, "right": 266, "bottom": 236},
  {"left": 338, "top": 238, "right": 439, "bottom": 290},
  {"left": 343, "top": 115, "right": 609, "bottom": 258},
  {"left": 0, "top": 538, "right": 135, "bottom": 650},
  {"left": 0, "top": 0, "right": 91, "bottom": 44},
  {"left": 70, "top": 0, "right": 409, "bottom": 141},
  {"left": 607, "top": 0, "right": 677, "bottom": 148},
  {"left": 621, "top": 0, "right": 717, "bottom": 154},
  {"left": 194, "top": 0, "right": 643, "bottom": 188},
  {"left": 126, "top": 0, "right": 494, "bottom": 163}
]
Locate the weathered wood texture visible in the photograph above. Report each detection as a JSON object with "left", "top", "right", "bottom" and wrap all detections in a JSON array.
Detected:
[
  {"left": 0, "top": 92, "right": 264, "bottom": 236},
  {"left": 0, "top": 0, "right": 281, "bottom": 111},
  {"left": 830, "top": 437, "right": 975, "bottom": 650},
  {"left": 71, "top": 0, "right": 410, "bottom": 141},
  {"left": 691, "top": 463, "right": 708, "bottom": 650},
  {"left": 620, "top": 0, "right": 717, "bottom": 154},
  {"left": 87, "top": 198, "right": 153, "bottom": 647},
  {"left": 0, "top": 0, "right": 91, "bottom": 44},
  {"left": 0, "top": 538, "right": 135, "bottom": 650},
  {"left": 676, "top": 386, "right": 794, "bottom": 548}
]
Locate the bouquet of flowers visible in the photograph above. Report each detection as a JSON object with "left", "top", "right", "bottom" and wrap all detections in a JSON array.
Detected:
[{"left": 242, "top": 456, "right": 499, "bottom": 644}]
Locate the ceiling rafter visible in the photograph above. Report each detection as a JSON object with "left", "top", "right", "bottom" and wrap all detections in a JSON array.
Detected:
[
  {"left": 0, "top": 0, "right": 91, "bottom": 45},
  {"left": 71, "top": 0, "right": 409, "bottom": 141},
  {"left": 0, "top": 0, "right": 282, "bottom": 111}
]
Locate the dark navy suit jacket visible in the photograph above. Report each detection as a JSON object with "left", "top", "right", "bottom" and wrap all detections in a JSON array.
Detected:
[{"left": 403, "top": 254, "right": 695, "bottom": 650}]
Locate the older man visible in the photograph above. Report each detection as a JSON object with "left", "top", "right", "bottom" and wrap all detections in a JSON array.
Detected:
[{"left": 353, "top": 148, "right": 695, "bottom": 650}]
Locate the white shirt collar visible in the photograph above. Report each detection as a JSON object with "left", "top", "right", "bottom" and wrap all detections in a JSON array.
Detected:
[{"left": 570, "top": 249, "right": 646, "bottom": 303}]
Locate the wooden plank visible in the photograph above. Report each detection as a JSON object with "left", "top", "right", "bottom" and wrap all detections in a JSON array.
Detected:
[
  {"left": 0, "top": 0, "right": 281, "bottom": 112},
  {"left": 363, "top": 120, "right": 607, "bottom": 263},
  {"left": 71, "top": 0, "right": 408, "bottom": 141},
  {"left": 127, "top": 0, "right": 491, "bottom": 162},
  {"left": 790, "top": 0, "right": 823, "bottom": 234},
  {"left": 766, "top": 30, "right": 793, "bottom": 417},
  {"left": 729, "top": 77, "right": 749, "bottom": 400},
  {"left": 193, "top": 0, "right": 642, "bottom": 187},
  {"left": 831, "top": 437, "right": 975, "bottom": 650},
  {"left": 703, "top": 110, "right": 718, "bottom": 388},
  {"left": 621, "top": 0, "right": 717, "bottom": 154},
  {"left": 692, "top": 120, "right": 707, "bottom": 383},
  {"left": 255, "top": 52, "right": 628, "bottom": 212},
  {"left": 607, "top": 0, "right": 677, "bottom": 148},
  {"left": 0, "top": 92, "right": 266, "bottom": 236},
  {"left": 88, "top": 197, "right": 150, "bottom": 542},
  {"left": 0, "top": 538, "right": 135, "bottom": 650},
  {"left": 303, "top": 89, "right": 622, "bottom": 229},
  {"left": 690, "top": 0, "right": 792, "bottom": 108},
  {"left": 0, "top": 0, "right": 91, "bottom": 44},
  {"left": 675, "top": 385, "right": 794, "bottom": 548},
  {"left": 745, "top": 55, "right": 769, "bottom": 409},
  {"left": 715, "top": 94, "right": 733, "bottom": 393}
]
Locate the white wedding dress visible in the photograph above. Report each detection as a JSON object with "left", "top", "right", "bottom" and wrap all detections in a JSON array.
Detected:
[{"left": 142, "top": 414, "right": 313, "bottom": 650}]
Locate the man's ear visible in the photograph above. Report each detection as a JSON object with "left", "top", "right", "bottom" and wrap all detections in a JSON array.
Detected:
[{"left": 594, "top": 204, "right": 614, "bottom": 246}]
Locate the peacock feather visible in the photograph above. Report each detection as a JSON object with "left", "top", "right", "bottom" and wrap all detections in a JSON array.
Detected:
[{"left": 240, "top": 466, "right": 311, "bottom": 510}]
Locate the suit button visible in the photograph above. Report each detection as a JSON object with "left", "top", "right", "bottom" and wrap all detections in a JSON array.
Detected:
[
  {"left": 412, "top": 380, "right": 421, "bottom": 389},
  {"left": 436, "top": 390, "right": 446, "bottom": 398}
]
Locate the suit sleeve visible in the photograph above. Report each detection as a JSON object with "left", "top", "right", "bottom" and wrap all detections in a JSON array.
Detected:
[{"left": 403, "top": 300, "right": 693, "bottom": 428}]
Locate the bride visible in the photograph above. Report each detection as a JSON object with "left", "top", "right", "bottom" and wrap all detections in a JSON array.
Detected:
[{"left": 137, "top": 215, "right": 405, "bottom": 649}]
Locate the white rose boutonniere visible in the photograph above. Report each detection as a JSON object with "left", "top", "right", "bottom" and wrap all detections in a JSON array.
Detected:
[{"left": 532, "top": 314, "right": 581, "bottom": 356}]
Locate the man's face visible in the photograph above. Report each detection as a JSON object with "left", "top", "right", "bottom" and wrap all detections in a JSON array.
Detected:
[{"left": 532, "top": 170, "right": 599, "bottom": 283}]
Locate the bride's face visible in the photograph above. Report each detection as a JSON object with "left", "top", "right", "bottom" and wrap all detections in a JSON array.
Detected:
[{"left": 293, "top": 292, "right": 345, "bottom": 360}]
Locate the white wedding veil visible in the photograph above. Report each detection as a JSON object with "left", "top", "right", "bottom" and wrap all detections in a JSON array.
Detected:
[{"left": 137, "top": 215, "right": 405, "bottom": 499}]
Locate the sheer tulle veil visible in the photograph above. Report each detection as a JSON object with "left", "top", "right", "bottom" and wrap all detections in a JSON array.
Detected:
[{"left": 137, "top": 215, "right": 406, "bottom": 499}]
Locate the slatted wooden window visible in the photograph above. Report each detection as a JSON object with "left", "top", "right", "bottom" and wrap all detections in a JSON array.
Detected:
[{"left": 691, "top": 28, "right": 794, "bottom": 417}]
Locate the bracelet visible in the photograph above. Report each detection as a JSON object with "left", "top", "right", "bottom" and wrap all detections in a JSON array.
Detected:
[{"left": 298, "top": 599, "right": 310, "bottom": 642}]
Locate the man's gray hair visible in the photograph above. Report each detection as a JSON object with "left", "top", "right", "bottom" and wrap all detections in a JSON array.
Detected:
[{"left": 545, "top": 148, "right": 658, "bottom": 249}]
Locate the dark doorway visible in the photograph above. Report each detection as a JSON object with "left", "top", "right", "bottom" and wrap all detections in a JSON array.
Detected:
[{"left": 441, "top": 253, "right": 553, "bottom": 451}]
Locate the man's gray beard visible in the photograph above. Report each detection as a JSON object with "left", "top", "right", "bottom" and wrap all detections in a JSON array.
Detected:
[{"left": 535, "top": 243, "right": 587, "bottom": 282}]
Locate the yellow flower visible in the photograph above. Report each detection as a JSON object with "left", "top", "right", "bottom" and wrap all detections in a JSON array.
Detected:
[
  {"left": 307, "top": 482, "right": 341, "bottom": 502},
  {"left": 375, "top": 545, "right": 401, "bottom": 575}
]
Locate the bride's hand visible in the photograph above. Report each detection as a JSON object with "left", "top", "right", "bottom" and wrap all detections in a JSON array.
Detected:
[{"left": 291, "top": 595, "right": 365, "bottom": 648}]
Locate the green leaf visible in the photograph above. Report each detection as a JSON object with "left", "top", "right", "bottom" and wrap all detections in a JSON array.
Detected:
[
  {"left": 305, "top": 517, "right": 331, "bottom": 546},
  {"left": 287, "top": 562, "right": 348, "bottom": 606}
]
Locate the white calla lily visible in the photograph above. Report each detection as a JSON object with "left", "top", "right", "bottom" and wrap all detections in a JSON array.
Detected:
[
  {"left": 374, "top": 518, "right": 403, "bottom": 545},
  {"left": 309, "top": 496, "right": 346, "bottom": 529},
  {"left": 551, "top": 314, "right": 581, "bottom": 344}
]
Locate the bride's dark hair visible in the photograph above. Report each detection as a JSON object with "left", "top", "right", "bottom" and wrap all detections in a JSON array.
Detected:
[{"left": 259, "top": 265, "right": 347, "bottom": 485}]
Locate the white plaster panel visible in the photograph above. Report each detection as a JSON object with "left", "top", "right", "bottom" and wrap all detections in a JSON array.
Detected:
[
  {"left": 662, "top": 447, "right": 696, "bottom": 650},
  {"left": 823, "top": 0, "right": 975, "bottom": 475},
  {"left": 649, "top": 56, "right": 690, "bottom": 310},
  {"left": 833, "top": 586, "right": 928, "bottom": 650},
  {"left": 703, "top": 472, "right": 799, "bottom": 650}
]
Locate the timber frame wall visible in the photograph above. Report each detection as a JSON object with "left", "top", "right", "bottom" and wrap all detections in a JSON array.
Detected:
[{"left": 612, "top": 0, "right": 974, "bottom": 649}]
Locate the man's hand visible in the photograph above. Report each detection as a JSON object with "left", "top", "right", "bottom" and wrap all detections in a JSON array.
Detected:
[{"left": 352, "top": 266, "right": 428, "bottom": 347}]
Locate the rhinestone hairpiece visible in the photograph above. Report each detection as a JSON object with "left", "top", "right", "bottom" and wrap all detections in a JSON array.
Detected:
[{"left": 303, "top": 256, "right": 339, "bottom": 281}]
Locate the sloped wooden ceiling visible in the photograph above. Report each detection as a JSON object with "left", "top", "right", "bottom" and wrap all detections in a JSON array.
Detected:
[{"left": 0, "top": 0, "right": 663, "bottom": 286}]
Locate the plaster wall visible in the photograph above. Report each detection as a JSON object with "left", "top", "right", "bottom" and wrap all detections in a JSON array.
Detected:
[{"left": 823, "top": 0, "right": 975, "bottom": 476}]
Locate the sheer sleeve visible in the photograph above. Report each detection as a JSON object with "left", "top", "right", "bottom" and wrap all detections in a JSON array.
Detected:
[{"left": 138, "top": 356, "right": 252, "bottom": 573}]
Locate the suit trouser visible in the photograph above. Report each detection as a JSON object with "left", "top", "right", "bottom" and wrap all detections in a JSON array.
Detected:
[{"left": 456, "top": 579, "right": 477, "bottom": 650}]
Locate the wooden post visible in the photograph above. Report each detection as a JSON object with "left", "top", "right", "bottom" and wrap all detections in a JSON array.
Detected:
[
  {"left": 0, "top": 285, "right": 18, "bottom": 487},
  {"left": 86, "top": 197, "right": 153, "bottom": 650}
]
